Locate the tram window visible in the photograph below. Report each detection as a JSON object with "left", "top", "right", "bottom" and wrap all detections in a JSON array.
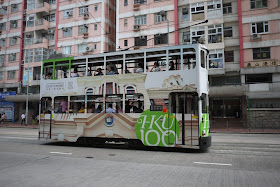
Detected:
[
  {"left": 54, "top": 96, "right": 68, "bottom": 113},
  {"left": 43, "top": 67, "right": 53, "bottom": 79},
  {"left": 105, "top": 94, "right": 123, "bottom": 113},
  {"left": 86, "top": 95, "right": 103, "bottom": 113},
  {"left": 169, "top": 93, "right": 198, "bottom": 114},
  {"left": 55, "top": 66, "right": 69, "bottom": 79},
  {"left": 125, "top": 93, "right": 144, "bottom": 113},
  {"left": 41, "top": 97, "right": 52, "bottom": 113},
  {"left": 70, "top": 95, "right": 85, "bottom": 113}
]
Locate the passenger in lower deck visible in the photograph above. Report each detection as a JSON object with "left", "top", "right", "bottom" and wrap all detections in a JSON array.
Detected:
[
  {"left": 94, "top": 105, "right": 103, "bottom": 113},
  {"left": 106, "top": 104, "right": 116, "bottom": 113}
]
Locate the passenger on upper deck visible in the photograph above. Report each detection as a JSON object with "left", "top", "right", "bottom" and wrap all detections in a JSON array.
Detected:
[
  {"left": 125, "top": 66, "right": 131, "bottom": 74},
  {"left": 86, "top": 69, "right": 92, "bottom": 76},
  {"left": 135, "top": 63, "right": 144, "bottom": 73},
  {"left": 95, "top": 68, "right": 103, "bottom": 76},
  {"left": 94, "top": 105, "right": 102, "bottom": 113},
  {"left": 169, "top": 61, "right": 175, "bottom": 70},
  {"left": 150, "top": 62, "right": 160, "bottom": 72},
  {"left": 72, "top": 68, "right": 80, "bottom": 77},
  {"left": 46, "top": 73, "right": 52, "bottom": 79},
  {"left": 108, "top": 67, "right": 115, "bottom": 75}
]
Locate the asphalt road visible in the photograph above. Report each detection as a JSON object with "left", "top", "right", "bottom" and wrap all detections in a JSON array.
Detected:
[{"left": 0, "top": 128, "right": 280, "bottom": 187}]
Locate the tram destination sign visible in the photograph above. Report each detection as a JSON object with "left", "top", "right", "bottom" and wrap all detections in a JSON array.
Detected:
[{"left": 150, "top": 105, "right": 163, "bottom": 111}]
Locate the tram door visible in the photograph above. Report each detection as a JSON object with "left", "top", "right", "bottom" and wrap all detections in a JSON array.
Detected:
[
  {"left": 169, "top": 92, "right": 199, "bottom": 146},
  {"left": 38, "top": 97, "right": 52, "bottom": 139}
]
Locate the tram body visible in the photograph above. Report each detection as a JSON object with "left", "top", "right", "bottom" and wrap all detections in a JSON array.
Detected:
[{"left": 39, "top": 44, "right": 211, "bottom": 150}]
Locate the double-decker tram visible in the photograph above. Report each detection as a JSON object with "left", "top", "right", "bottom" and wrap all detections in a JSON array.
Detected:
[{"left": 39, "top": 44, "right": 211, "bottom": 150}]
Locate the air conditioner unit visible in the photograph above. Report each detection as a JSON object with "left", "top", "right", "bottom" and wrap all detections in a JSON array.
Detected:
[
  {"left": 67, "top": 12, "right": 72, "bottom": 17},
  {"left": 134, "top": 25, "right": 140, "bottom": 30},
  {"left": 11, "top": 20, "right": 16, "bottom": 24},
  {"left": 62, "top": 27, "right": 68, "bottom": 32},
  {"left": 11, "top": 4, "right": 17, "bottom": 8},
  {"left": 25, "top": 34, "right": 32, "bottom": 38},
  {"left": 84, "top": 13, "right": 89, "bottom": 18},
  {"left": 252, "top": 33, "right": 260, "bottom": 39},
  {"left": 140, "top": 36, "right": 145, "bottom": 39},
  {"left": 86, "top": 46, "right": 92, "bottom": 52},
  {"left": 48, "top": 30, "right": 54, "bottom": 34},
  {"left": 155, "top": 34, "right": 161, "bottom": 38}
]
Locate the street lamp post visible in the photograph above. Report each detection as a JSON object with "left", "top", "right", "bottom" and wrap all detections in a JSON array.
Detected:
[
  {"left": 15, "top": 35, "right": 30, "bottom": 126},
  {"left": 160, "top": 10, "right": 169, "bottom": 47}
]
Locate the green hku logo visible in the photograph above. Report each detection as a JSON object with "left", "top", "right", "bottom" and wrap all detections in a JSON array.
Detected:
[{"left": 136, "top": 110, "right": 180, "bottom": 147}]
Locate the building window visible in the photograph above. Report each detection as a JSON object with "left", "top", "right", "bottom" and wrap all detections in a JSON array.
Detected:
[
  {"left": 62, "top": 46, "right": 72, "bottom": 55},
  {"left": 0, "top": 23, "right": 6, "bottom": 31},
  {"left": 0, "top": 39, "right": 5, "bottom": 47},
  {"left": 8, "top": 70, "right": 16, "bottom": 79},
  {"left": 9, "top": 37, "right": 17, "bottom": 46},
  {"left": 154, "top": 34, "right": 168, "bottom": 45},
  {"left": 8, "top": 53, "right": 16, "bottom": 61},
  {"left": 78, "top": 25, "right": 88, "bottom": 34},
  {"left": 78, "top": 44, "right": 87, "bottom": 53},
  {"left": 191, "top": 3, "right": 204, "bottom": 14},
  {"left": 223, "top": 3, "right": 232, "bottom": 14},
  {"left": 0, "top": 55, "right": 5, "bottom": 63},
  {"left": 0, "top": 6, "right": 7, "bottom": 15},
  {"left": 94, "top": 44, "right": 97, "bottom": 50},
  {"left": 191, "top": 26, "right": 205, "bottom": 44},
  {"left": 94, "top": 5, "right": 98, "bottom": 11},
  {"left": 253, "top": 47, "right": 270, "bottom": 59},
  {"left": 210, "top": 76, "right": 241, "bottom": 86},
  {"left": 134, "top": 0, "right": 147, "bottom": 4},
  {"left": 224, "top": 26, "right": 233, "bottom": 37},
  {"left": 154, "top": 12, "right": 167, "bottom": 23},
  {"left": 207, "top": 0, "right": 221, "bottom": 11},
  {"left": 64, "top": 9, "right": 73, "bottom": 18},
  {"left": 48, "top": 49, "right": 54, "bottom": 58},
  {"left": 94, "top": 24, "right": 97, "bottom": 30},
  {"left": 245, "top": 73, "right": 272, "bottom": 84},
  {"left": 225, "top": 51, "right": 234, "bottom": 62},
  {"left": 0, "top": 72, "right": 3, "bottom": 80},
  {"left": 251, "top": 21, "right": 269, "bottom": 34},
  {"left": 250, "top": 0, "right": 267, "bottom": 9},
  {"left": 63, "top": 27, "right": 72, "bottom": 37},
  {"left": 43, "top": 14, "right": 56, "bottom": 22},
  {"left": 211, "top": 98, "right": 241, "bottom": 118},
  {"left": 24, "top": 49, "right": 33, "bottom": 62},
  {"left": 11, "top": 4, "right": 19, "bottom": 13},
  {"left": 10, "top": 20, "right": 18, "bottom": 29},
  {"left": 209, "top": 49, "right": 224, "bottom": 68},
  {"left": 79, "top": 6, "right": 89, "bottom": 15},
  {"left": 182, "top": 7, "right": 189, "bottom": 20},
  {"left": 135, "top": 15, "right": 147, "bottom": 25},
  {"left": 34, "top": 48, "right": 48, "bottom": 62},
  {"left": 135, "top": 36, "right": 147, "bottom": 46},
  {"left": 208, "top": 24, "right": 223, "bottom": 43},
  {"left": 124, "top": 40, "right": 128, "bottom": 46},
  {"left": 27, "top": 0, "right": 35, "bottom": 10},
  {"left": 124, "top": 0, "right": 128, "bottom": 6},
  {"left": 124, "top": 19, "right": 128, "bottom": 26},
  {"left": 26, "top": 14, "right": 34, "bottom": 27},
  {"left": 47, "top": 0, "right": 56, "bottom": 5},
  {"left": 183, "top": 31, "right": 190, "bottom": 44}
]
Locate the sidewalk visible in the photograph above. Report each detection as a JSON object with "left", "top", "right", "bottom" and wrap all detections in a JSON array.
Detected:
[
  {"left": 0, "top": 122, "right": 39, "bottom": 129},
  {"left": 211, "top": 128, "right": 280, "bottom": 134}
]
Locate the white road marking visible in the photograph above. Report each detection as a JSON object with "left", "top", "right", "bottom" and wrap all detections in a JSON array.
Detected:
[
  {"left": 0, "top": 136, "right": 37, "bottom": 140},
  {"left": 194, "top": 162, "right": 232, "bottom": 166},
  {"left": 50, "top": 152, "right": 72, "bottom": 155}
]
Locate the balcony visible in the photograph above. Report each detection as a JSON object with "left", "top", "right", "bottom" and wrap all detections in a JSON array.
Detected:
[
  {"left": 25, "top": 19, "right": 50, "bottom": 32},
  {"left": 24, "top": 38, "right": 49, "bottom": 49},
  {"left": 27, "top": 2, "right": 50, "bottom": 14}
]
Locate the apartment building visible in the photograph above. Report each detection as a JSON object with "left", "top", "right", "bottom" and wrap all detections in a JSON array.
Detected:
[
  {"left": 0, "top": 0, "right": 24, "bottom": 122},
  {"left": 1, "top": 0, "right": 116, "bottom": 122},
  {"left": 239, "top": 0, "right": 280, "bottom": 128}
]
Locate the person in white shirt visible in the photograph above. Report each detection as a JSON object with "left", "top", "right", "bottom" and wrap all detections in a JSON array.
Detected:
[
  {"left": 21, "top": 113, "right": 26, "bottom": 125},
  {"left": 135, "top": 63, "right": 144, "bottom": 73},
  {"left": 150, "top": 62, "right": 160, "bottom": 72},
  {"left": 72, "top": 68, "right": 80, "bottom": 77}
]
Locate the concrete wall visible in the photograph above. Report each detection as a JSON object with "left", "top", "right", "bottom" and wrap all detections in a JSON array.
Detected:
[{"left": 249, "top": 110, "right": 280, "bottom": 129}]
